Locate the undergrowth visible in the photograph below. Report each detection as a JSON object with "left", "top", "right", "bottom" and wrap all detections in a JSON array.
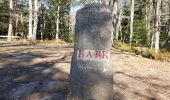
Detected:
[
  {"left": 114, "top": 42, "right": 170, "bottom": 62},
  {"left": 0, "top": 39, "right": 68, "bottom": 44}
]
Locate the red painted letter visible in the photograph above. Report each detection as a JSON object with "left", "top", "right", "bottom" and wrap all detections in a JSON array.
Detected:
[
  {"left": 96, "top": 51, "right": 101, "bottom": 58},
  {"left": 78, "top": 50, "right": 84, "bottom": 58},
  {"left": 102, "top": 51, "right": 108, "bottom": 59},
  {"left": 86, "top": 51, "right": 92, "bottom": 58}
]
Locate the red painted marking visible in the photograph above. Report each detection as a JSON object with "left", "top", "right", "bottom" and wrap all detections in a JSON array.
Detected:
[
  {"left": 102, "top": 51, "right": 108, "bottom": 59},
  {"left": 86, "top": 51, "right": 92, "bottom": 58},
  {"left": 78, "top": 50, "right": 84, "bottom": 58},
  {"left": 77, "top": 50, "right": 110, "bottom": 61},
  {"left": 95, "top": 51, "right": 101, "bottom": 58}
]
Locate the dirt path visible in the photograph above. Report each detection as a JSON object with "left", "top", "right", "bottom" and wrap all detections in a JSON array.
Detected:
[
  {"left": 111, "top": 50, "right": 170, "bottom": 100},
  {"left": 0, "top": 43, "right": 170, "bottom": 100}
]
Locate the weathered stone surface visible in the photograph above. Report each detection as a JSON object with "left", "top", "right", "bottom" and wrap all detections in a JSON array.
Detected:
[{"left": 70, "top": 3, "right": 113, "bottom": 100}]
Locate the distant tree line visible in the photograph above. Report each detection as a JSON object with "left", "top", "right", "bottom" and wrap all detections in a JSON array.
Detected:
[
  {"left": 0, "top": 0, "right": 170, "bottom": 51},
  {"left": 0, "top": 0, "right": 71, "bottom": 42},
  {"left": 77, "top": 0, "right": 170, "bottom": 51}
]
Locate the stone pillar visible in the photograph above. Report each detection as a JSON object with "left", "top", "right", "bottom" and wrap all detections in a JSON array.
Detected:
[{"left": 70, "top": 3, "right": 113, "bottom": 100}]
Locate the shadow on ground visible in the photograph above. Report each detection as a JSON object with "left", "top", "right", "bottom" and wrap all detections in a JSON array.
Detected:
[
  {"left": 0, "top": 43, "right": 170, "bottom": 100},
  {"left": 0, "top": 44, "right": 72, "bottom": 100},
  {"left": 113, "top": 71, "right": 170, "bottom": 100}
]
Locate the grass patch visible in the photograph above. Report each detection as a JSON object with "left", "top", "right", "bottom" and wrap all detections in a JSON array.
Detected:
[{"left": 114, "top": 42, "right": 170, "bottom": 62}]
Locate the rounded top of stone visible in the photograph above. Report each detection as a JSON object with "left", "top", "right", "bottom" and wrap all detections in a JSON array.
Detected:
[{"left": 77, "top": 3, "right": 111, "bottom": 14}]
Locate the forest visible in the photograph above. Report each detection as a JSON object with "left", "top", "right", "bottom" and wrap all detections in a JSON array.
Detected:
[{"left": 1, "top": 0, "right": 170, "bottom": 60}]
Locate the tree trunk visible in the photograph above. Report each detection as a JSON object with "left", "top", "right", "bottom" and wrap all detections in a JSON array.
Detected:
[
  {"left": 120, "top": 24, "right": 123, "bottom": 41},
  {"left": 15, "top": 14, "right": 19, "bottom": 35},
  {"left": 168, "top": 10, "right": 170, "bottom": 44},
  {"left": 115, "top": 0, "right": 123, "bottom": 40},
  {"left": 151, "top": 0, "right": 161, "bottom": 52},
  {"left": 167, "top": 19, "right": 170, "bottom": 48},
  {"left": 111, "top": 0, "right": 118, "bottom": 44},
  {"left": 7, "top": 0, "right": 13, "bottom": 41},
  {"left": 32, "top": 0, "right": 38, "bottom": 40},
  {"left": 145, "top": 0, "right": 153, "bottom": 46},
  {"left": 20, "top": 13, "right": 23, "bottom": 24},
  {"left": 40, "top": 0, "right": 44, "bottom": 40},
  {"left": 165, "top": 0, "right": 170, "bottom": 49},
  {"left": 55, "top": 5, "right": 60, "bottom": 40},
  {"left": 129, "top": 0, "right": 135, "bottom": 46},
  {"left": 28, "top": 0, "right": 33, "bottom": 39}
]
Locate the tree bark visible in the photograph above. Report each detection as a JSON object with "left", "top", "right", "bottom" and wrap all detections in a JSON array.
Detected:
[
  {"left": 167, "top": 19, "right": 170, "bottom": 48},
  {"left": 129, "top": 0, "right": 135, "bottom": 46},
  {"left": 7, "top": 0, "right": 13, "bottom": 41},
  {"left": 32, "top": 0, "right": 39, "bottom": 40},
  {"left": 20, "top": 13, "right": 23, "bottom": 24},
  {"left": 15, "top": 14, "right": 19, "bottom": 35},
  {"left": 151, "top": 0, "right": 161, "bottom": 52},
  {"left": 166, "top": 1, "right": 170, "bottom": 49},
  {"left": 111, "top": 0, "right": 118, "bottom": 44},
  {"left": 28, "top": 0, "right": 33, "bottom": 39},
  {"left": 115, "top": 0, "right": 123, "bottom": 40},
  {"left": 55, "top": 5, "right": 60, "bottom": 40},
  {"left": 40, "top": 0, "right": 44, "bottom": 40},
  {"left": 145, "top": 0, "right": 153, "bottom": 46}
]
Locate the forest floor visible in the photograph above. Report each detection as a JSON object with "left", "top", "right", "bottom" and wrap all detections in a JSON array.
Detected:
[{"left": 0, "top": 42, "right": 170, "bottom": 100}]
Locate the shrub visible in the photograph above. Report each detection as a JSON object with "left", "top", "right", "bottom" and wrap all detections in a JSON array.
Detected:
[{"left": 114, "top": 42, "right": 170, "bottom": 62}]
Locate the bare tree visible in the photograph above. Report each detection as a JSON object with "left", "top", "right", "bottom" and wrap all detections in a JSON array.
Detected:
[
  {"left": 109, "top": 0, "right": 118, "bottom": 44},
  {"left": 168, "top": 19, "right": 170, "bottom": 47},
  {"left": 28, "top": 0, "right": 33, "bottom": 39},
  {"left": 129, "top": 0, "right": 135, "bottom": 46},
  {"left": 32, "top": 0, "right": 39, "bottom": 40},
  {"left": 40, "top": 0, "right": 44, "bottom": 40},
  {"left": 166, "top": 0, "right": 170, "bottom": 48},
  {"left": 151, "top": 0, "right": 161, "bottom": 51},
  {"left": 145, "top": 0, "right": 153, "bottom": 45},
  {"left": 7, "top": 0, "right": 13, "bottom": 41},
  {"left": 115, "top": 0, "right": 124, "bottom": 40},
  {"left": 15, "top": 14, "right": 19, "bottom": 33},
  {"left": 55, "top": 4, "right": 60, "bottom": 40}
]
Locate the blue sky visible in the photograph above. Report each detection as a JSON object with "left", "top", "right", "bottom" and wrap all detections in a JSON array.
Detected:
[
  {"left": 70, "top": 0, "right": 82, "bottom": 12},
  {"left": 70, "top": 0, "right": 130, "bottom": 12},
  {"left": 71, "top": 6, "right": 81, "bottom": 12}
]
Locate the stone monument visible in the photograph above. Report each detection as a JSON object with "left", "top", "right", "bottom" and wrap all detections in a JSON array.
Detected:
[{"left": 70, "top": 3, "right": 113, "bottom": 100}]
